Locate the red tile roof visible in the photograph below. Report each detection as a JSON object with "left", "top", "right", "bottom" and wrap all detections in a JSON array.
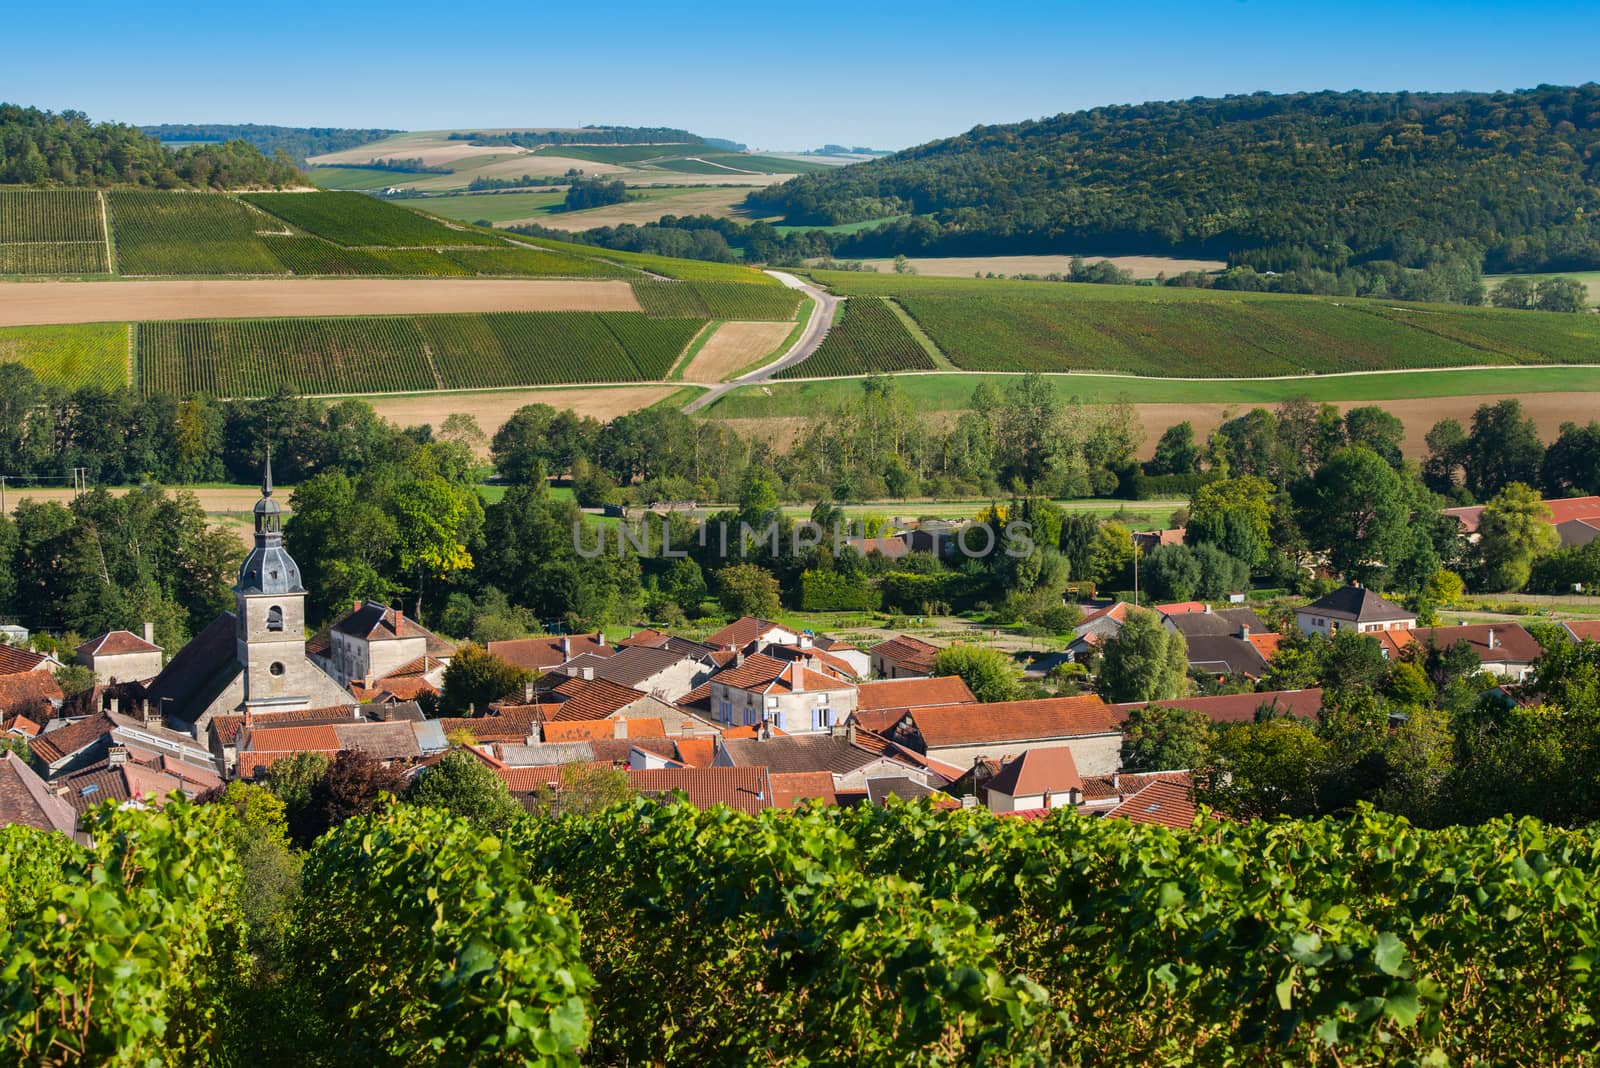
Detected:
[
  {"left": 703, "top": 617, "right": 785, "bottom": 650},
  {"left": 869, "top": 634, "right": 940, "bottom": 674},
  {"left": 331, "top": 602, "right": 456, "bottom": 656},
  {"left": 547, "top": 677, "right": 651, "bottom": 721},
  {"left": 673, "top": 736, "right": 717, "bottom": 767},
  {"left": 848, "top": 728, "right": 966, "bottom": 784},
  {"left": 1447, "top": 495, "right": 1600, "bottom": 535},
  {"left": 675, "top": 680, "right": 712, "bottom": 711},
  {"left": 720, "top": 723, "right": 789, "bottom": 739},
  {"left": 245, "top": 724, "right": 343, "bottom": 753},
  {"left": 0, "top": 750, "right": 77, "bottom": 834},
  {"left": 1567, "top": 620, "right": 1600, "bottom": 642},
  {"left": 349, "top": 675, "right": 439, "bottom": 702},
  {"left": 855, "top": 676, "right": 975, "bottom": 711},
  {"left": 985, "top": 746, "right": 1083, "bottom": 798},
  {"left": 0, "top": 645, "right": 52, "bottom": 675},
  {"left": 29, "top": 713, "right": 113, "bottom": 765},
  {"left": 900, "top": 696, "right": 1121, "bottom": 750},
  {"left": 210, "top": 705, "right": 360, "bottom": 746},
  {"left": 77, "top": 630, "right": 161, "bottom": 657},
  {"left": 620, "top": 628, "right": 671, "bottom": 648},
  {"left": 1155, "top": 601, "right": 1208, "bottom": 615},
  {"left": 1111, "top": 688, "right": 1324, "bottom": 726},
  {"left": 1246, "top": 633, "right": 1283, "bottom": 660},
  {"left": 4, "top": 714, "right": 42, "bottom": 738},
  {"left": 1407, "top": 624, "right": 1545, "bottom": 665},
  {"left": 1080, "top": 770, "right": 1193, "bottom": 803},
  {"left": 767, "top": 645, "right": 860, "bottom": 680},
  {"left": 487, "top": 633, "right": 612, "bottom": 672},
  {"left": 0, "top": 672, "right": 64, "bottom": 713},
  {"left": 543, "top": 717, "right": 665, "bottom": 743},
  {"left": 627, "top": 766, "right": 772, "bottom": 813},
  {"left": 711, "top": 654, "right": 848, "bottom": 695},
  {"left": 769, "top": 770, "right": 838, "bottom": 808},
  {"left": 1105, "top": 778, "right": 1198, "bottom": 829}
]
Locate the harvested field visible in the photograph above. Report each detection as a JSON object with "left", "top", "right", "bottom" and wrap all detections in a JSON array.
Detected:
[
  {"left": 850, "top": 254, "right": 1228, "bottom": 279},
  {"left": 0, "top": 279, "right": 641, "bottom": 325},
  {"left": 362, "top": 385, "right": 681, "bottom": 449},
  {"left": 533, "top": 187, "right": 759, "bottom": 231},
  {"left": 681, "top": 321, "right": 794, "bottom": 381},
  {"left": 308, "top": 139, "right": 530, "bottom": 168},
  {"left": 2, "top": 485, "right": 271, "bottom": 516}
]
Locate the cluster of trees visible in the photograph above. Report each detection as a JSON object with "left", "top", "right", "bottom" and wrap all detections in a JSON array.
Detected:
[
  {"left": 1124, "top": 627, "right": 1600, "bottom": 831},
  {"left": 1, "top": 103, "right": 303, "bottom": 188},
  {"left": 137, "top": 124, "right": 399, "bottom": 166},
  {"left": 745, "top": 86, "right": 1600, "bottom": 277},
  {"left": 448, "top": 126, "right": 706, "bottom": 147},
  {"left": 1489, "top": 274, "right": 1591, "bottom": 313},
  {"left": 562, "top": 177, "right": 627, "bottom": 211}
]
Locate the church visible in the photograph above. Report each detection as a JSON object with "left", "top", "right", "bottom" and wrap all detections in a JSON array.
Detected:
[{"left": 142, "top": 456, "right": 354, "bottom": 731}]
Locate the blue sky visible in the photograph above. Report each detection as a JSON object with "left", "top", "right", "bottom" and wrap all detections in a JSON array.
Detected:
[{"left": 3, "top": 0, "right": 1593, "bottom": 150}]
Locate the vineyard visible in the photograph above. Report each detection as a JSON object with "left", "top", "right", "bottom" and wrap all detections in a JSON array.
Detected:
[
  {"left": 631, "top": 278, "right": 803, "bottom": 320},
  {"left": 812, "top": 270, "right": 1600, "bottom": 376},
  {"left": 109, "top": 191, "right": 289, "bottom": 276},
  {"left": 0, "top": 323, "right": 128, "bottom": 389},
  {"left": 440, "top": 245, "right": 631, "bottom": 277},
  {"left": 776, "top": 296, "right": 935, "bottom": 377},
  {"left": 243, "top": 191, "right": 502, "bottom": 247},
  {"left": 7, "top": 798, "right": 1600, "bottom": 1065},
  {"left": 0, "top": 189, "right": 109, "bottom": 274},
  {"left": 137, "top": 311, "right": 704, "bottom": 396}
]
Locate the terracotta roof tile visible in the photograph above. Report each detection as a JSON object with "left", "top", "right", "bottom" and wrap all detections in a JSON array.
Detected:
[
  {"left": 487, "top": 634, "right": 612, "bottom": 672},
  {"left": 1105, "top": 778, "right": 1198, "bottom": 829},
  {"left": 720, "top": 724, "right": 788, "bottom": 739},
  {"left": 77, "top": 630, "right": 162, "bottom": 657},
  {"left": 898, "top": 696, "right": 1120, "bottom": 750},
  {"left": 718, "top": 734, "right": 879, "bottom": 775},
  {"left": 986, "top": 746, "right": 1083, "bottom": 798},
  {"left": 675, "top": 681, "right": 712, "bottom": 711},
  {"left": 703, "top": 617, "right": 785, "bottom": 650},
  {"left": 0, "top": 672, "right": 64, "bottom": 713},
  {"left": 673, "top": 737, "right": 717, "bottom": 767},
  {"left": 547, "top": 677, "right": 650, "bottom": 721},
  {"left": 0, "top": 750, "right": 77, "bottom": 834},
  {"left": 1408, "top": 624, "right": 1544, "bottom": 665},
  {"left": 855, "top": 676, "right": 975, "bottom": 711},
  {"left": 543, "top": 717, "right": 665, "bottom": 743},
  {"left": 0, "top": 645, "right": 52, "bottom": 675},
  {"left": 1080, "top": 770, "right": 1193, "bottom": 803},
  {"left": 1567, "top": 620, "right": 1600, "bottom": 642},
  {"left": 711, "top": 654, "right": 849, "bottom": 695},
  {"left": 769, "top": 770, "right": 838, "bottom": 808},
  {"left": 29, "top": 713, "right": 113, "bottom": 765},
  {"left": 244, "top": 724, "right": 342, "bottom": 753},
  {"left": 210, "top": 705, "right": 361, "bottom": 746},
  {"left": 627, "top": 766, "right": 771, "bottom": 813},
  {"left": 869, "top": 634, "right": 940, "bottom": 674}
]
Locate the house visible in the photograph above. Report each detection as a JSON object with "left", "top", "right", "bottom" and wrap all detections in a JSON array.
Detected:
[
  {"left": 0, "top": 670, "right": 64, "bottom": 722},
  {"left": 702, "top": 617, "right": 798, "bottom": 653},
  {"left": 487, "top": 633, "right": 613, "bottom": 673},
  {"left": 863, "top": 777, "right": 957, "bottom": 808},
  {"left": 0, "top": 643, "right": 60, "bottom": 678},
  {"left": 983, "top": 746, "right": 1085, "bottom": 813},
  {"left": 850, "top": 675, "right": 977, "bottom": 733},
  {"left": 627, "top": 766, "right": 773, "bottom": 814},
  {"left": 1399, "top": 624, "right": 1546, "bottom": 681},
  {"left": 769, "top": 770, "right": 838, "bottom": 808},
  {"left": 542, "top": 676, "right": 714, "bottom": 736},
  {"left": 714, "top": 727, "right": 953, "bottom": 797},
  {"left": 549, "top": 644, "right": 712, "bottom": 702},
  {"left": 76, "top": 626, "right": 164, "bottom": 685},
  {"left": 1295, "top": 584, "right": 1416, "bottom": 639},
  {"left": 0, "top": 750, "right": 78, "bottom": 837},
  {"left": 57, "top": 747, "right": 218, "bottom": 816},
  {"left": 140, "top": 460, "right": 355, "bottom": 730},
  {"left": 869, "top": 634, "right": 940, "bottom": 678},
  {"left": 1446, "top": 495, "right": 1600, "bottom": 543},
  {"left": 766, "top": 642, "right": 862, "bottom": 682},
  {"left": 1132, "top": 528, "right": 1186, "bottom": 553},
  {"left": 235, "top": 718, "right": 430, "bottom": 779},
  {"left": 1163, "top": 607, "right": 1274, "bottom": 678},
  {"left": 888, "top": 695, "right": 1125, "bottom": 775},
  {"left": 1112, "top": 688, "right": 1324, "bottom": 726},
  {"left": 1065, "top": 602, "right": 1133, "bottom": 659},
  {"left": 1078, "top": 770, "right": 1195, "bottom": 813},
  {"left": 310, "top": 601, "right": 455, "bottom": 690},
  {"left": 707, "top": 654, "right": 858, "bottom": 733}
]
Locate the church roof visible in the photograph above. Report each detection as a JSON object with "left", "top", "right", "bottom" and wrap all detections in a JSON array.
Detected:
[
  {"left": 237, "top": 451, "right": 303, "bottom": 596},
  {"left": 142, "top": 612, "right": 242, "bottom": 725}
]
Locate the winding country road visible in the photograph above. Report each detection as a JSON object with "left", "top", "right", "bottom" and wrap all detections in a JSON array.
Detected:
[{"left": 682, "top": 270, "right": 838, "bottom": 413}]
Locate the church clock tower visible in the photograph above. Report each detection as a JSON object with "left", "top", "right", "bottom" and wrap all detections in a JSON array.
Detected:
[{"left": 236, "top": 450, "right": 311, "bottom": 711}]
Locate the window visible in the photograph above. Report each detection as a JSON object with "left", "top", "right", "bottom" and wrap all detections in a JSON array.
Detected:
[
  {"left": 269, "top": 662, "right": 285, "bottom": 677},
  {"left": 267, "top": 605, "right": 284, "bottom": 633},
  {"left": 718, "top": 699, "right": 732, "bottom": 724},
  {"left": 811, "top": 707, "right": 836, "bottom": 731}
]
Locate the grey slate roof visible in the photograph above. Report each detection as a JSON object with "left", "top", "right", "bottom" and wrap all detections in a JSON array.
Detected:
[
  {"left": 1301, "top": 585, "right": 1415, "bottom": 624},
  {"left": 718, "top": 734, "right": 879, "bottom": 775},
  {"left": 1166, "top": 608, "right": 1269, "bottom": 639}
]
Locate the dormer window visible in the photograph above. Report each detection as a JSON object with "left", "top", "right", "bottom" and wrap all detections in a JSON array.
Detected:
[{"left": 267, "top": 606, "right": 284, "bottom": 633}]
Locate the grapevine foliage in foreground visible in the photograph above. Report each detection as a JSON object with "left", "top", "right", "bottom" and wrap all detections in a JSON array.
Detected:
[{"left": 5, "top": 798, "right": 1600, "bottom": 1064}]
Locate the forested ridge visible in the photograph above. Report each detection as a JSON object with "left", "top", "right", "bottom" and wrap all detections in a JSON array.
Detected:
[
  {"left": 140, "top": 124, "right": 399, "bottom": 165},
  {"left": 0, "top": 104, "right": 302, "bottom": 189},
  {"left": 750, "top": 85, "right": 1600, "bottom": 274}
]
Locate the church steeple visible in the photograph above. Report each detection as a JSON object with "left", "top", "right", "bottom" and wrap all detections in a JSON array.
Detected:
[
  {"left": 238, "top": 448, "right": 300, "bottom": 594},
  {"left": 262, "top": 442, "right": 273, "bottom": 498},
  {"left": 236, "top": 445, "right": 310, "bottom": 711}
]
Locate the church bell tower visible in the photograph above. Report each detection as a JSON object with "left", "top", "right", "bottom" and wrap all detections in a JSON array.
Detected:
[{"left": 236, "top": 448, "right": 310, "bottom": 710}]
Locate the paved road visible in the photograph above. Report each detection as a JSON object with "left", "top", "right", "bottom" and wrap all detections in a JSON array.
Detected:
[{"left": 682, "top": 271, "right": 839, "bottom": 413}]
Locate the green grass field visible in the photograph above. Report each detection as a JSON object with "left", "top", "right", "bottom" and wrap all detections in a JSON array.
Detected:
[
  {"left": 772, "top": 214, "right": 912, "bottom": 236},
  {"left": 0, "top": 322, "right": 129, "bottom": 389},
  {"left": 807, "top": 271, "right": 1600, "bottom": 376},
  {"left": 703, "top": 366, "right": 1600, "bottom": 418},
  {"left": 775, "top": 297, "right": 935, "bottom": 378},
  {"left": 136, "top": 311, "right": 705, "bottom": 397},
  {"left": 305, "top": 166, "right": 430, "bottom": 191}
]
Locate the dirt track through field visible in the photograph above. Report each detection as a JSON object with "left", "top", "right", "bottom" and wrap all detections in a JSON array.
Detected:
[
  {"left": 681, "top": 321, "right": 795, "bottom": 382},
  {"left": 0, "top": 279, "right": 641, "bottom": 325}
]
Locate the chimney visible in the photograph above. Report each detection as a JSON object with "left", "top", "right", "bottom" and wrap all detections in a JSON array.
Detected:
[
  {"left": 109, "top": 696, "right": 119, "bottom": 715},
  {"left": 108, "top": 745, "right": 128, "bottom": 767},
  {"left": 847, "top": 721, "right": 856, "bottom": 747},
  {"left": 143, "top": 621, "right": 155, "bottom": 645},
  {"left": 364, "top": 673, "right": 375, "bottom": 690},
  {"left": 1203, "top": 604, "right": 1212, "bottom": 614},
  {"left": 353, "top": 599, "right": 361, "bottom": 614},
  {"left": 522, "top": 681, "right": 534, "bottom": 703},
  {"left": 393, "top": 608, "right": 404, "bottom": 635},
  {"left": 142, "top": 700, "right": 158, "bottom": 729},
  {"left": 1487, "top": 627, "right": 1497, "bottom": 650},
  {"left": 1239, "top": 625, "right": 1251, "bottom": 640},
  {"left": 1351, "top": 580, "right": 1362, "bottom": 589},
  {"left": 581, "top": 666, "right": 595, "bottom": 681},
  {"left": 560, "top": 636, "right": 571, "bottom": 658},
  {"left": 613, "top": 718, "right": 628, "bottom": 739}
]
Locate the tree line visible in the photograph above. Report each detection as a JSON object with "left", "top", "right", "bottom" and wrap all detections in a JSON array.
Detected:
[{"left": 1, "top": 103, "right": 303, "bottom": 189}]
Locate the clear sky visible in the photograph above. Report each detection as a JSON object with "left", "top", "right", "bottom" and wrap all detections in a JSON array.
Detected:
[{"left": 3, "top": 0, "right": 1593, "bottom": 150}]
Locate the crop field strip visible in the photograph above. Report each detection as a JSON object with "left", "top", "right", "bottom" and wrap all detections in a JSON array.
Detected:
[
  {"left": 242, "top": 191, "right": 503, "bottom": 248},
  {"left": 775, "top": 296, "right": 935, "bottom": 378},
  {"left": 631, "top": 279, "right": 803, "bottom": 320},
  {"left": 0, "top": 189, "right": 111, "bottom": 274},
  {"left": 137, "top": 311, "right": 705, "bottom": 397},
  {"left": 109, "top": 191, "right": 292, "bottom": 276},
  {"left": 810, "top": 270, "right": 1600, "bottom": 376},
  {"left": 0, "top": 322, "right": 129, "bottom": 389}
]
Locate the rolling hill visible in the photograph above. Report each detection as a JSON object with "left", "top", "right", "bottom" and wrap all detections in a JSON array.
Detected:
[{"left": 748, "top": 85, "right": 1600, "bottom": 275}]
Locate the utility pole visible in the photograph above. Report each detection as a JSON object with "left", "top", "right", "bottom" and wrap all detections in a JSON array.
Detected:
[{"left": 0, "top": 476, "right": 6, "bottom": 515}]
